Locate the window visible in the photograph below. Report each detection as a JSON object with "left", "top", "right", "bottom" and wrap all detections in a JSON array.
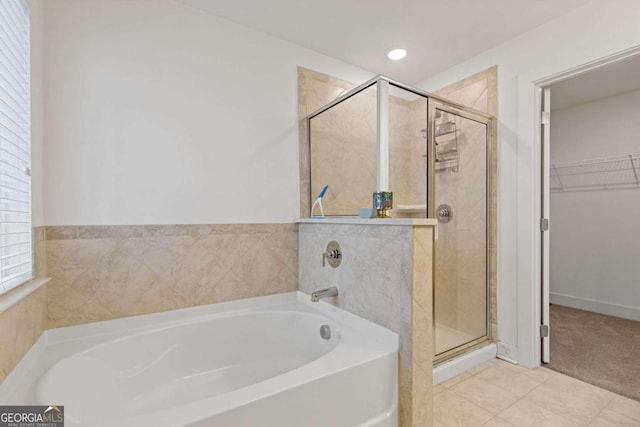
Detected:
[{"left": 0, "top": 0, "right": 32, "bottom": 294}]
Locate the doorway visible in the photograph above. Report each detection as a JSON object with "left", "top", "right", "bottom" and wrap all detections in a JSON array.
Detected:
[{"left": 539, "top": 54, "right": 640, "bottom": 401}]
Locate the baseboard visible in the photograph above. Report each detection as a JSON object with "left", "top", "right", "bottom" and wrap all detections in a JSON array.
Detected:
[{"left": 550, "top": 292, "right": 640, "bottom": 321}]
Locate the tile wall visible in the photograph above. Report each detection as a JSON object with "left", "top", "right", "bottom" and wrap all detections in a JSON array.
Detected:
[
  {"left": 0, "top": 226, "right": 48, "bottom": 382},
  {"left": 0, "top": 285, "right": 47, "bottom": 383},
  {"left": 1, "top": 223, "right": 298, "bottom": 382},
  {"left": 45, "top": 224, "right": 298, "bottom": 328},
  {"left": 308, "top": 82, "right": 377, "bottom": 215},
  {"left": 299, "top": 222, "right": 434, "bottom": 427},
  {"left": 298, "top": 67, "right": 357, "bottom": 217}
]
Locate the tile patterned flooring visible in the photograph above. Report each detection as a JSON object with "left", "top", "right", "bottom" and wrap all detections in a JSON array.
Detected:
[{"left": 434, "top": 359, "right": 640, "bottom": 426}]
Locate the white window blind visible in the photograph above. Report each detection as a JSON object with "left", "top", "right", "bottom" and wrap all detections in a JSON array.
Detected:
[{"left": 0, "top": 0, "right": 32, "bottom": 295}]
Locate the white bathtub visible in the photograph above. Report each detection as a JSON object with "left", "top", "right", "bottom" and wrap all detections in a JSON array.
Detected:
[{"left": 0, "top": 292, "right": 398, "bottom": 427}]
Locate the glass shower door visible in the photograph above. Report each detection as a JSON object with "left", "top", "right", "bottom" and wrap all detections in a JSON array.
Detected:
[{"left": 432, "top": 106, "right": 488, "bottom": 359}]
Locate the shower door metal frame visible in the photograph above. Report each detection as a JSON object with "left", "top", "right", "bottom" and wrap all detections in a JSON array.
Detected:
[
  {"left": 306, "top": 74, "right": 493, "bottom": 217},
  {"left": 430, "top": 100, "right": 494, "bottom": 363}
]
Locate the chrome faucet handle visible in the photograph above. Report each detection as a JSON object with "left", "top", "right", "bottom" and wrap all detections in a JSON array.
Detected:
[
  {"left": 322, "top": 249, "right": 341, "bottom": 266},
  {"left": 322, "top": 241, "right": 342, "bottom": 268}
]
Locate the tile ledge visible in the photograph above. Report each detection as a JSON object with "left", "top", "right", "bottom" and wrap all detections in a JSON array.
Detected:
[
  {"left": 297, "top": 217, "right": 437, "bottom": 226},
  {"left": 0, "top": 278, "right": 50, "bottom": 315}
]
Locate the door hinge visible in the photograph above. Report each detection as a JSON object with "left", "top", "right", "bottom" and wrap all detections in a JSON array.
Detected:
[
  {"left": 540, "top": 218, "right": 549, "bottom": 231},
  {"left": 540, "top": 324, "right": 550, "bottom": 338},
  {"left": 541, "top": 111, "right": 550, "bottom": 125}
]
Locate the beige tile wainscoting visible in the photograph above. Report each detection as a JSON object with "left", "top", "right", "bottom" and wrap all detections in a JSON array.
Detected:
[
  {"left": 45, "top": 223, "right": 298, "bottom": 328},
  {"left": 0, "top": 284, "right": 47, "bottom": 382},
  {"left": 0, "top": 227, "right": 48, "bottom": 382},
  {"left": 1, "top": 223, "right": 298, "bottom": 382},
  {"left": 299, "top": 220, "right": 435, "bottom": 427}
]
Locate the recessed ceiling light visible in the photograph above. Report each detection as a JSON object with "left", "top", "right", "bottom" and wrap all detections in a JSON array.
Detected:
[{"left": 387, "top": 48, "right": 407, "bottom": 60}]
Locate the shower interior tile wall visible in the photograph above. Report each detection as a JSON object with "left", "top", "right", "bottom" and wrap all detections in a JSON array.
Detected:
[
  {"left": 298, "top": 67, "right": 358, "bottom": 217},
  {"left": 45, "top": 224, "right": 298, "bottom": 328},
  {"left": 307, "top": 85, "right": 376, "bottom": 215},
  {"left": 390, "top": 95, "right": 429, "bottom": 210},
  {"left": 301, "top": 67, "right": 429, "bottom": 216}
]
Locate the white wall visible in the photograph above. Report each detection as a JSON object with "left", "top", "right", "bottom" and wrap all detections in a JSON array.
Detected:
[
  {"left": 416, "top": 0, "right": 640, "bottom": 366},
  {"left": 27, "top": 0, "right": 44, "bottom": 226},
  {"left": 550, "top": 90, "right": 640, "bottom": 320},
  {"left": 42, "top": 0, "right": 372, "bottom": 225}
]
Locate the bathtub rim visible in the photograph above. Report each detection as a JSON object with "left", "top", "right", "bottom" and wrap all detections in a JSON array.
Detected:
[
  {"left": 45, "top": 291, "right": 396, "bottom": 346},
  {"left": 0, "top": 291, "right": 399, "bottom": 410}
]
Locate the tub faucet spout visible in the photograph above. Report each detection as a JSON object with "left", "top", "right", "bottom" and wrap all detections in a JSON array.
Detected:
[{"left": 311, "top": 286, "right": 338, "bottom": 302}]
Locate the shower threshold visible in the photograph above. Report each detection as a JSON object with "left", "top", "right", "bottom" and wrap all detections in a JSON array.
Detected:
[{"left": 433, "top": 342, "right": 497, "bottom": 385}]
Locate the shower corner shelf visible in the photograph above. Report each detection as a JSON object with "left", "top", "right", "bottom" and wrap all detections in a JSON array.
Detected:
[
  {"left": 419, "top": 113, "right": 460, "bottom": 173},
  {"left": 551, "top": 153, "right": 640, "bottom": 192},
  {"left": 395, "top": 204, "right": 427, "bottom": 214},
  {"left": 435, "top": 113, "right": 459, "bottom": 173}
]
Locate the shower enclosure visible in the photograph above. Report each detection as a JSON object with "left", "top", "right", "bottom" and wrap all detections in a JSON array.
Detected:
[{"left": 306, "top": 76, "right": 494, "bottom": 363}]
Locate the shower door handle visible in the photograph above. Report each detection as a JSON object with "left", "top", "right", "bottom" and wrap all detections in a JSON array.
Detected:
[{"left": 436, "top": 204, "right": 452, "bottom": 223}]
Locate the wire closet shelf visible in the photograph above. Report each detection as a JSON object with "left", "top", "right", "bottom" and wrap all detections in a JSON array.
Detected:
[{"left": 551, "top": 153, "right": 640, "bottom": 192}]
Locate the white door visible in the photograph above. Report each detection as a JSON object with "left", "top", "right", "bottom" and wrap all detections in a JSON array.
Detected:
[{"left": 541, "top": 87, "right": 551, "bottom": 363}]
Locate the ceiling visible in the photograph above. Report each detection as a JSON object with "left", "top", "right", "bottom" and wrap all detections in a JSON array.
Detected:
[
  {"left": 177, "top": 0, "right": 591, "bottom": 84},
  {"left": 551, "top": 54, "right": 640, "bottom": 110}
]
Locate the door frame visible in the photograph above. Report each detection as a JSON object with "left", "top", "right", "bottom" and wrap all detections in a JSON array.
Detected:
[
  {"left": 524, "top": 46, "right": 640, "bottom": 367},
  {"left": 540, "top": 86, "right": 551, "bottom": 364}
]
